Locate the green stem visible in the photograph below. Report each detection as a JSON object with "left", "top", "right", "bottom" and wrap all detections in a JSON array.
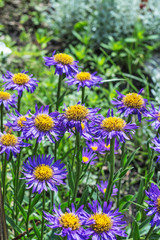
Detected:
[
  {"left": 104, "top": 138, "right": 115, "bottom": 203},
  {"left": 72, "top": 131, "right": 81, "bottom": 202},
  {"left": 15, "top": 151, "right": 21, "bottom": 225},
  {"left": 26, "top": 189, "right": 32, "bottom": 237},
  {"left": 26, "top": 138, "right": 39, "bottom": 236},
  {"left": 18, "top": 95, "right": 21, "bottom": 113},
  {"left": 117, "top": 115, "right": 131, "bottom": 207},
  {"left": 1, "top": 103, "right": 3, "bottom": 132},
  {"left": 41, "top": 191, "right": 45, "bottom": 240},
  {"left": 81, "top": 87, "right": 85, "bottom": 104},
  {"left": 33, "top": 139, "right": 39, "bottom": 156},
  {"left": 56, "top": 75, "right": 63, "bottom": 111},
  {"left": 145, "top": 225, "right": 154, "bottom": 240},
  {"left": 2, "top": 154, "right": 7, "bottom": 201}
]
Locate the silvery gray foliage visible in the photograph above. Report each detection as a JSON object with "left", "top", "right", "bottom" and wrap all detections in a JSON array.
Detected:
[
  {"left": 144, "top": 54, "right": 160, "bottom": 104},
  {"left": 44, "top": 0, "right": 160, "bottom": 45}
]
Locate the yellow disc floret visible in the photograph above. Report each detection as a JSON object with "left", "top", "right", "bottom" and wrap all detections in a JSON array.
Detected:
[
  {"left": 123, "top": 93, "right": 144, "bottom": 109},
  {"left": 17, "top": 116, "right": 27, "bottom": 128},
  {"left": 91, "top": 146, "right": 98, "bottom": 151},
  {"left": 157, "top": 196, "right": 160, "bottom": 212},
  {"left": 156, "top": 112, "right": 160, "bottom": 122},
  {"left": 54, "top": 53, "right": 74, "bottom": 65},
  {"left": 101, "top": 117, "right": 126, "bottom": 132},
  {"left": 76, "top": 72, "right": 91, "bottom": 82},
  {"left": 103, "top": 188, "right": 106, "bottom": 193},
  {"left": 82, "top": 156, "right": 89, "bottom": 162},
  {"left": 0, "top": 91, "right": 11, "bottom": 100},
  {"left": 12, "top": 73, "right": 30, "bottom": 85},
  {"left": 34, "top": 164, "right": 53, "bottom": 181},
  {"left": 65, "top": 105, "right": 89, "bottom": 121},
  {"left": 59, "top": 213, "right": 81, "bottom": 230},
  {"left": 35, "top": 114, "right": 54, "bottom": 132},
  {"left": 105, "top": 144, "right": 110, "bottom": 149},
  {"left": 0, "top": 133, "right": 18, "bottom": 146},
  {"left": 90, "top": 213, "right": 113, "bottom": 233}
]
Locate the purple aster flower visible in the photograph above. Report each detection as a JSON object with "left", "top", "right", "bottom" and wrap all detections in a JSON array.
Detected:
[
  {"left": 2, "top": 70, "right": 39, "bottom": 96},
  {"left": 6, "top": 110, "right": 30, "bottom": 132},
  {"left": 0, "top": 91, "right": 17, "bottom": 111},
  {"left": 96, "top": 138, "right": 120, "bottom": 154},
  {"left": 23, "top": 105, "right": 63, "bottom": 143},
  {"left": 43, "top": 51, "right": 78, "bottom": 77},
  {"left": 68, "top": 122, "right": 92, "bottom": 140},
  {"left": 112, "top": 89, "right": 147, "bottom": 122},
  {"left": 90, "top": 109, "right": 138, "bottom": 144},
  {"left": 84, "top": 200, "right": 127, "bottom": 239},
  {"left": 144, "top": 103, "right": 160, "bottom": 130},
  {"left": 43, "top": 203, "right": 92, "bottom": 240},
  {"left": 86, "top": 141, "right": 100, "bottom": 152},
  {"left": 82, "top": 148, "right": 98, "bottom": 165},
  {"left": 58, "top": 102, "right": 101, "bottom": 139},
  {"left": 97, "top": 181, "right": 118, "bottom": 197},
  {"left": 0, "top": 132, "right": 31, "bottom": 159},
  {"left": 22, "top": 155, "right": 67, "bottom": 194},
  {"left": 66, "top": 71, "right": 102, "bottom": 91},
  {"left": 145, "top": 183, "right": 160, "bottom": 226}
]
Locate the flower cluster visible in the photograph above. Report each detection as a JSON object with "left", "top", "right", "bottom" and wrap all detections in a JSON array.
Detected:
[{"left": 44, "top": 200, "right": 127, "bottom": 240}]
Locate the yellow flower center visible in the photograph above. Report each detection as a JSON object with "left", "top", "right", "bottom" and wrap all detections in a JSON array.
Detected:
[
  {"left": 17, "top": 116, "right": 27, "bottom": 128},
  {"left": 34, "top": 164, "right": 53, "bottom": 181},
  {"left": 91, "top": 146, "right": 98, "bottom": 151},
  {"left": 54, "top": 53, "right": 74, "bottom": 65},
  {"left": 157, "top": 196, "right": 160, "bottom": 212},
  {"left": 76, "top": 72, "right": 91, "bottom": 82},
  {"left": 59, "top": 213, "right": 81, "bottom": 230},
  {"left": 0, "top": 133, "right": 18, "bottom": 146},
  {"left": 90, "top": 213, "right": 113, "bottom": 233},
  {"left": 65, "top": 105, "right": 89, "bottom": 121},
  {"left": 105, "top": 144, "right": 110, "bottom": 149},
  {"left": 12, "top": 73, "right": 30, "bottom": 85},
  {"left": 0, "top": 91, "right": 11, "bottom": 100},
  {"left": 156, "top": 112, "right": 160, "bottom": 122},
  {"left": 103, "top": 188, "right": 106, "bottom": 193},
  {"left": 35, "top": 114, "right": 54, "bottom": 132},
  {"left": 82, "top": 156, "right": 89, "bottom": 162},
  {"left": 123, "top": 93, "right": 144, "bottom": 109},
  {"left": 101, "top": 117, "right": 126, "bottom": 131}
]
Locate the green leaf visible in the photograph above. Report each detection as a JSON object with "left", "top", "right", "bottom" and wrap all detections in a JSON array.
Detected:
[
  {"left": 33, "top": 221, "right": 41, "bottom": 239},
  {"left": 67, "top": 162, "right": 75, "bottom": 192},
  {"left": 31, "top": 193, "right": 42, "bottom": 209},
  {"left": 124, "top": 148, "right": 140, "bottom": 168},
  {"left": 78, "top": 187, "right": 89, "bottom": 208},
  {"left": 16, "top": 200, "right": 27, "bottom": 221},
  {"left": 6, "top": 215, "right": 22, "bottom": 233},
  {"left": 133, "top": 221, "right": 140, "bottom": 240},
  {"left": 137, "top": 178, "right": 145, "bottom": 205},
  {"left": 119, "top": 195, "right": 133, "bottom": 210}
]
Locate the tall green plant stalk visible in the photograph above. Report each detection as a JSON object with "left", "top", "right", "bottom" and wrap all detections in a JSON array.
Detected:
[
  {"left": 117, "top": 115, "right": 131, "bottom": 206},
  {"left": 2, "top": 154, "right": 7, "bottom": 201},
  {"left": 104, "top": 138, "right": 115, "bottom": 203},
  {"left": 56, "top": 75, "right": 63, "bottom": 111},
  {"left": 26, "top": 188, "right": 32, "bottom": 237},
  {"left": 81, "top": 87, "right": 85, "bottom": 104},
  {"left": 15, "top": 151, "right": 21, "bottom": 225},
  {"left": 26, "top": 139, "right": 39, "bottom": 236},
  {"left": 1, "top": 103, "right": 3, "bottom": 132},
  {"left": 72, "top": 131, "right": 81, "bottom": 202},
  {"left": 41, "top": 191, "right": 45, "bottom": 240},
  {"left": 17, "top": 94, "right": 22, "bottom": 113},
  {"left": 145, "top": 226, "right": 154, "bottom": 240}
]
